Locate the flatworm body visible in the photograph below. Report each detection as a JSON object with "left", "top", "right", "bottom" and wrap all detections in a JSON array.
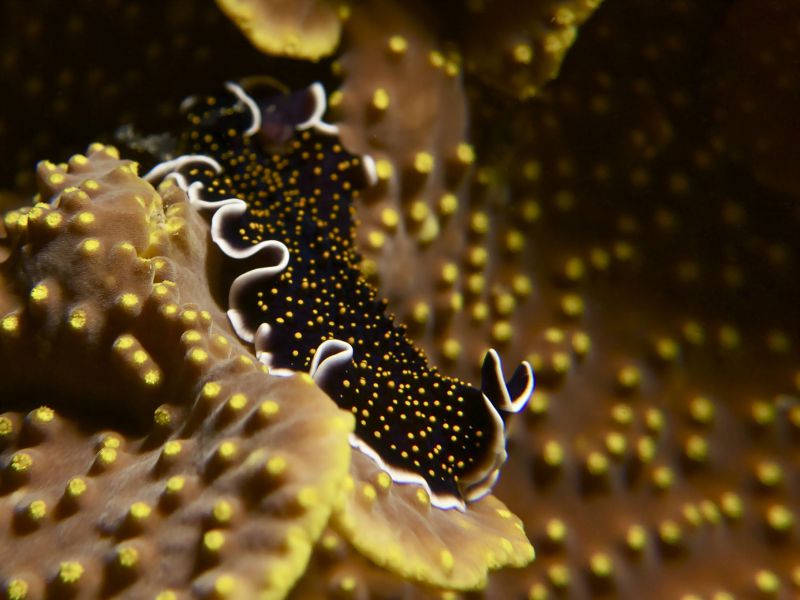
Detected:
[{"left": 146, "top": 80, "right": 533, "bottom": 509}]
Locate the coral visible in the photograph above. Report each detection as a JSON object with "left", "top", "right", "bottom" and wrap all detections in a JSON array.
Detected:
[
  {"left": 709, "top": 0, "right": 800, "bottom": 197},
  {"left": 215, "top": 0, "right": 344, "bottom": 60},
  {"left": 0, "top": 145, "right": 354, "bottom": 599}
]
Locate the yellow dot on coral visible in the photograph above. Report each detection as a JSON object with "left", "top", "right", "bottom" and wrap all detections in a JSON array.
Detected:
[
  {"left": 266, "top": 456, "right": 287, "bottom": 476},
  {"left": 10, "top": 452, "right": 33, "bottom": 472},
  {"left": 626, "top": 524, "right": 647, "bottom": 551},
  {"left": 202, "top": 381, "right": 222, "bottom": 399},
  {"left": 297, "top": 486, "right": 318, "bottom": 509},
  {"left": 66, "top": 308, "right": 88, "bottom": 330},
  {"left": 442, "top": 338, "right": 462, "bottom": 361},
  {"left": 375, "top": 158, "right": 393, "bottom": 181},
  {"left": 456, "top": 143, "right": 475, "bottom": 165},
  {"left": 440, "top": 262, "right": 459, "bottom": 285},
  {"left": 45, "top": 212, "right": 62, "bottom": 228},
  {"left": 413, "top": 152, "right": 434, "bottom": 174},
  {"left": 470, "top": 211, "right": 489, "bottom": 235},
  {"left": 543, "top": 441, "right": 564, "bottom": 466},
  {"left": 6, "top": 578, "right": 28, "bottom": 600},
  {"left": 505, "top": 230, "right": 525, "bottom": 253},
  {"left": 491, "top": 321, "right": 513, "bottom": 343},
  {"left": 227, "top": 393, "right": 247, "bottom": 411},
  {"left": 155, "top": 591, "right": 177, "bottom": 600},
  {"left": 376, "top": 471, "right": 392, "bottom": 490},
  {"left": 512, "top": 43, "right": 533, "bottom": 64},
  {"left": 76, "top": 211, "right": 96, "bottom": 225},
  {"left": 165, "top": 475, "right": 185, "bottom": 495},
  {"left": 415, "top": 488, "right": 430, "bottom": 506},
  {"left": 766, "top": 504, "right": 794, "bottom": 531},
  {"left": 203, "top": 530, "right": 226, "bottom": 552},
  {"left": 30, "top": 284, "right": 49, "bottom": 303},
  {"left": 119, "top": 293, "right": 140, "bottom": 310},
  {"left": 258, "top": 400, "right": 280, "bottom": 419},
  {"left": 438, "top": 193, "right": 458, "bottom": 216},
  {"left": 66, "top": 477, "right": 87, "bottom": 498},
  {"left": 388, "top": 34, "right": 407, "bottom": 53},
  {"left": 367, "top": 229, "right": 385, "bottom": 249},
  {"left": 217, "top": 441, "right": 238, "bottom": 461},
  {"left": 1, "top": 313, "right": 20, "bottom": 334},
  {"left": 114, "top": 335, "right": 135, "bottom": 351},
  {"left": 546, "top": 518, "right": 566, "bottom": 543},
  {"left": 339, "top": 576, "right": 357, "bottom": 592},
  {"left": 428, "top": 50, "right": 445, "bottom": 67},
  {"left": 755, "top": 570, "right": 779, "bottom": 594},
  {"left": 162, "top": 441, "right": 182, "bottom": 457},
  {"left": 132, "top": 350, "right": 148, "bottom": 365},
  {"left": 79, "top": 238, "right": 101, "bottom": 255},
  {"left": 129, "top": 501, "right": 151, "bottom": 520},
  {"left": 188, "top": 348, "right": 208, "bottom": 364},
  {"left": 213, "top": 574, "right": 236, "bottom": 597},
  {"left": 27, "top": 499, "right": 47, "bottom": 521},
  {"left": 116, "top": 545, "right": 139, "bottom": 568},
  {"left": 32, "top": 406, "right": 54, "bottom": 424},
  {"left": 361, "top": 483, "right": 377, "bottom": 502},
  {"left": 411, "top": 302, "right": 430, "bottom": 324},
  {"left": 409, "top": 200, "right": 429, "bottom": 223},
  {"left": 212, "top": 499, "right": 234, "bottom": 524},
  {"left": 440, "top": 549, "right": 455, "bottom": 571},
  {"left": 590, "top": 553, "right": 613, "bottom": 577},
  {"left": 658, "top": 520, "right": 682, "bottom": 545},
  {"left": 48, "top": 172, "right": 65, "bottom": 185},
  {"left": 371, "top": 88, "right": 390, "bottom": 110},
  {"left": 58, "top": 561, "right": 84, "bottom": 584},
  {"left": 143, "top": 369, "right": 161, "bottom": 386},
  {"left": 548, "top": 563, "right": 570, "bottom": 588}
]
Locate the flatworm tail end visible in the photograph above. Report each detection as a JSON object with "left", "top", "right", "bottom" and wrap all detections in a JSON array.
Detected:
[{"left": 460, "top": 350, "right": 534, "bottom": 502}]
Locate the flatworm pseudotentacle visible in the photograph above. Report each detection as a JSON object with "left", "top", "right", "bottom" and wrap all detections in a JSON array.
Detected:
[{"left": 150, "top": 79, "right": 534, "bottom": 509}]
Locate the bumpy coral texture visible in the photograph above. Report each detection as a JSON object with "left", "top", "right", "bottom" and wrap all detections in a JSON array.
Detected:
[
  {"left": 2, "top": 0, "right": 800, "bottom": 599},
  {"left": 0, "top": 146, "right": 355, "bottom": 599}
]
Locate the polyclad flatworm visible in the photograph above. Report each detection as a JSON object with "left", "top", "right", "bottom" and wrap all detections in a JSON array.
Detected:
[{"left": 144, "top": 78, "right": 534, "bottom": 510}]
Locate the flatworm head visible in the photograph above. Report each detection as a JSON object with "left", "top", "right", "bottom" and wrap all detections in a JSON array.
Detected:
[{"left": 151, "top": 79, "right": 533, "bottom": 509}]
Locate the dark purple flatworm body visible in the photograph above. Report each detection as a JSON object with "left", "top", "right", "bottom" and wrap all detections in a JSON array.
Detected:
[{"left": 146, "top": 80, "right": 533, "bottom": 509}]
